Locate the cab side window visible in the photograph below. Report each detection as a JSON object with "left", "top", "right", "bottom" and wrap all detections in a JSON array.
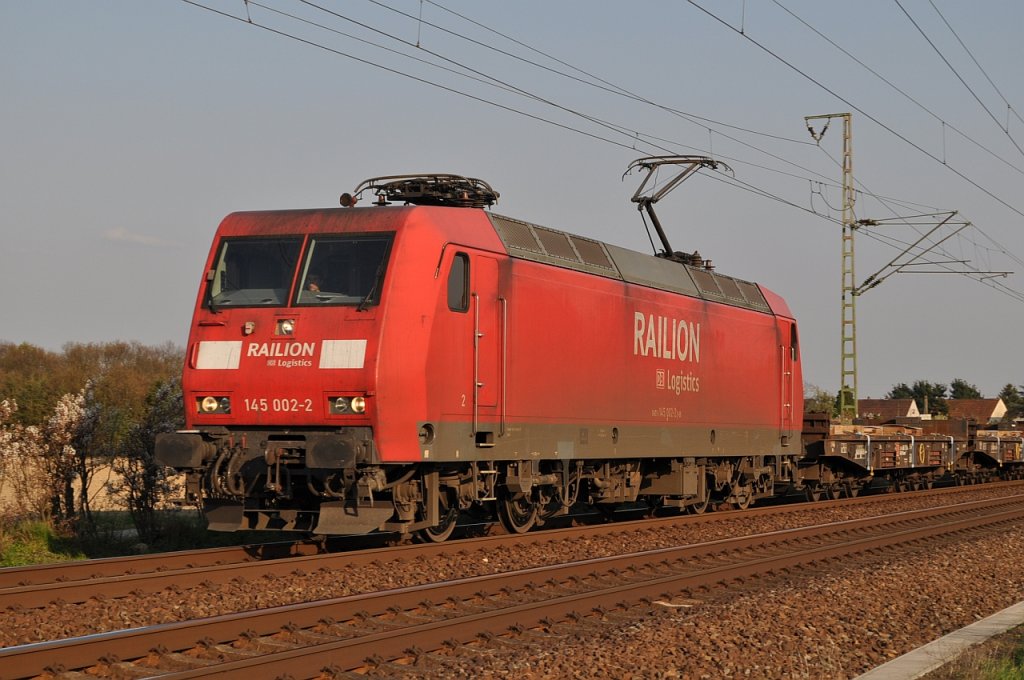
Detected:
[{"left": 448, "top": 253, "right": 469, "bottom": 312}]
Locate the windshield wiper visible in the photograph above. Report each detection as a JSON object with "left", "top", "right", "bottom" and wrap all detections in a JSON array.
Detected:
[
  {"left": 205, "top": 284, "right": 219, "bottom": 313},
  {"left": 357, "top": 260, "right": 386, "bottom": 312},
  {"left": 203, "top": 268, "right": 222, "bottom": 313}
]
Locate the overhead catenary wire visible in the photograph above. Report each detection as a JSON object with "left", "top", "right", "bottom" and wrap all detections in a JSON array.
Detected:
[
  {"left": 361, "top": 0, "right": 904, "bottom": 201},
  {"left": 292, "top": 0, "right": 684, "bottom": 153},
  {"left": 183, "top": 0, "right": 843, "bottom": 203},
  {"left": 927, "top": 0, "right": 1024, "bottom": 130},
  {"left": 181, "top": 0, "right": 1024, "bottom": 302},
  {"left": 893, "top": 0, "right": 1024, "bottom": 158},
  {"left": 313, "top": 0, "right": 972, "bottom": 216},
  {"left": 404, "top": 0, "right": 1024, "bottom": 274},
  {"left": 686, "top": 0, "right": 1024, "bottom": 222},
  {"left": 813, "top": 141, "right": 1022, "bottom": 300},
  {"left": 179, "top": 0, "right": 652, "bottom": 154},
  {"left": 357, "top": 0, "right": 857, "bottom": 190},
  {"left": 245, "top": 0, "right": 840, "bottom": 190},
  {"left": 218, "top": 0, "right": 980, "bottom": 230},
  {"left": 816, "top": 141, "right": 1024, "bottom": 276},
  {"left": 857, "top": 227, "right": 1024, "bottom": 303},
  {"left": 392, "top": 0, "right": 820, "bottom": 147},
  {"left": 771, "top": 0, "right": 1024, "bottom": 178}
]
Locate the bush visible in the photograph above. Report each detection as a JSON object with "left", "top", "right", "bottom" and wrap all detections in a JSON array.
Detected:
[{"left": 0, "top": 519, "right": 84, "bottom": 567}]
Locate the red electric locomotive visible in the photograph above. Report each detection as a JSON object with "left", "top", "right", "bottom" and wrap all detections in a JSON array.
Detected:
[{"left": 156, "top": 159, "right": 803, "bottom": 539}]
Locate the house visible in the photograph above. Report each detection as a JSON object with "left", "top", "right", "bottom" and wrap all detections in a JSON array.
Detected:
[
  {"left": 857, "top": 398, "right": 920, "bottom": 423},
  {"left": 946, "top": 398, "right": 1007, "bottom": 425}
]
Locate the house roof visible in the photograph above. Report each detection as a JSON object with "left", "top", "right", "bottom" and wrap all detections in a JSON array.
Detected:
[
  {"left": 946, "top": 398, "right": 1007, "bottom": 422},
  {"left": 858, "top": 399, "right": 919, "bottom": 422}
]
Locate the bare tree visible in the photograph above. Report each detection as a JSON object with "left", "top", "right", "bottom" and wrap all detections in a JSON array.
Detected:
[
  {"left": 38, "top": 390, "right": 88, "bottom": 526},
  {"left": 0, "top": 399, "right": 49, "bottom": 521},
  {"left": 109, "top": 377, "right": 184, "bottom": 544},
  {"left": 804, "top": 383, "right": 837, "bottom": 416}
]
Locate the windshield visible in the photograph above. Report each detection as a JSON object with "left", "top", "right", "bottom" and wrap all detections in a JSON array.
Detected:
[
  {"left": 207, "top": 237, "right": 302, "bottom": 307},
  {"left": 295, "top": 234, "right": 393, "bottom": 306}
]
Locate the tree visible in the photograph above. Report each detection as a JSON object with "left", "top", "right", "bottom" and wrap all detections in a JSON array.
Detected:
[
  {"left": 885, "top": 380, "right": 948, "bottom": 416},
  {"left": 886, "top": 382, "right": 914, "bottom": 400},
  {"left": 0, "top": 399, "right": 49, "bottom": 520},
  {"left": 72, "top": 383, "right": 102, "bottom": 534},
  {"left": 38, "top": 389, "right": 90, "bottom": 525},
  {"left": 0, "top": 343, "right": 63, "bottom": 426},
  {"left": 949, "top": 378, "right": 982, "bottom": 400},
  {"left": 999, "top": 384, "right": 1024, "bottom": 422},
  {"left": 0, "top": 342, "right": 183, "bottom": 537},
  {"left": 804, "top": 383, "right": 837, "bottom": 416},
  {"left": 109, "top": 377, "right": 184, "bottom": 544},
  {"left": 60, "top": 341, "right": 183, "bottom": 464},
  {"left": 0, "top": 341, "right": 182, "bottom": 470},
  {"left": 0, "top": 395, "right": 89, "bottom": 524}
]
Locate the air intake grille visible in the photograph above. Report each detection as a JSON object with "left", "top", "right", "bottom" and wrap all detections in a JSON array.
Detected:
[
  {"left": 573, "top": 237, "right": 614, "bottom": 269},
  {"left": 497, "top": 218, "right": 543, "bottom": 253},
  {"left": 535, "top": 228, "right": 578, "bottom": 261},
  {"left": 691, "top": 269, "right": 721, "bottom": 295},
  {"left": 490, "top": 214, "right": 617, "bottom": 276}
]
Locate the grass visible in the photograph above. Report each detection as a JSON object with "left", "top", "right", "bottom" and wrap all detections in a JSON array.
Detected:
[
  {"left": 978, "top": 659, "right": 1024, "bottom": 680},
  {"left": 0, "top": 510, "right": 287, "bottom": 567},
  {"left": 922, "top": 625, "right": 1024, "bottom": 680},
  {"left": 0, "top": 520, "right": 86, "bottom": 567}
]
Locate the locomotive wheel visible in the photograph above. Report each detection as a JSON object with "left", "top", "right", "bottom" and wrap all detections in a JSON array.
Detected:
[
  {"left": 730, "top": 485, "right": 753, "bottom": 510},
  {"left": 415, "top": 489, "right": 459, "bottom": 543},
  {"left": 843, "top": 482, "right": 860, "bottom": 498},
  {"left": 824, "top": 485, "right": 842, "bottom": 500},
  {"left": 687, "top": 493, "right": 710, "bottom": 515},
  {"left": 499, "top": 492, "right": 538, "bottom": 534},
  {"left": 805, "top": 486, "right": 823, "bottom": 502}
]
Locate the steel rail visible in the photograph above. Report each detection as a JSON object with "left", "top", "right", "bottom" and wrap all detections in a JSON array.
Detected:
[
  {"left": 162, "top": 501, "right": 1024, "bottom": 679},
  {"left": 0, "top": 539, "right": 320, "bottom": 590},
  {"left": 3, "top": 495, "right": 1022, "bottom": 679},
  {"left": 2, "top": 482, "right": 1020, "bottom": 612}
]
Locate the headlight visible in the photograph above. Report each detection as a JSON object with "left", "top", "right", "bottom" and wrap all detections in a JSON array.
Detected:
[
  {"left": 329, "top": 396, "right": 367, "bottom": 415},
  {"left": 197, "top": 396, "right": 231, "bottom": 414}
]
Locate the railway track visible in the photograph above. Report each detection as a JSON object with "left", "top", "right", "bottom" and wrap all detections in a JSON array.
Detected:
[
  {"left": 2, "top": 482, "right": 1019, "bottom": 614},
  {"left": 4, "top": 492, "right": 1024, "bottom": 679},
  {"left": 0, "top": 539, "right": 324, "bottom": 590}
]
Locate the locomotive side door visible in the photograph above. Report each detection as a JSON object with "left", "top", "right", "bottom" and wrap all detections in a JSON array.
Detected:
[
  {"left": 472, "top": 255, "right": 502, "bottom": 443},
  {"left": 780, "top": 321, "right": 797, "bottom": 437}
]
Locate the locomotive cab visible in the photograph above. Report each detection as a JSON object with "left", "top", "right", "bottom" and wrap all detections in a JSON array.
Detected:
[{"left": 157, "top": 172, "right": 804, "bottom": 538}]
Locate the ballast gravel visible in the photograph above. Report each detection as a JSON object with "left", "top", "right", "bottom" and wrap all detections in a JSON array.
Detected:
[
  {"left": 2, "top": 486, "right": 1023, "bottom": 679},
  {"left": 411, "top": 524, "right": 1024, "bottom": 679}
]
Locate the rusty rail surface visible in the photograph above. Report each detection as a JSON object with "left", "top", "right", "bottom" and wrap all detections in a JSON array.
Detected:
[
  {"left": 4, "top": 494, "right": 1024, "bottom": 679},
  {"left": 0, "top": 539, "right": 324, "bottom": 590},
  {"left": 2, "top": 481, "right": 1019, "bottom": 613}
]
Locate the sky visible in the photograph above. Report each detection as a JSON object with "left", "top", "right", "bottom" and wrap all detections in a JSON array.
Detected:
[{"left": 3, "top": 1, "right": 1024, "bottom": 400}]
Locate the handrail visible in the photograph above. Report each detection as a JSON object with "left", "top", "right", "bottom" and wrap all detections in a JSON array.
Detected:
[
  {"left": 472, "top": 292, "right": 480, "bottom": 435},
  {"left": 500, "top": 296, "right": 507, "bottom": 437}
]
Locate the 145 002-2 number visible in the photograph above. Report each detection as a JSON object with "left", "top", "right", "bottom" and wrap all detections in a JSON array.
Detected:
[{"left": 244, "top": 397, "right": 314, "bottom": 413}]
